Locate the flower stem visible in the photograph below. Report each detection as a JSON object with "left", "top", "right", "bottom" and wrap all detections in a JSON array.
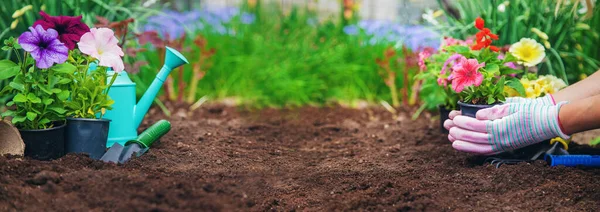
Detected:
[{"left": 105, "top": 72, "right": 118, "bottom": 95}]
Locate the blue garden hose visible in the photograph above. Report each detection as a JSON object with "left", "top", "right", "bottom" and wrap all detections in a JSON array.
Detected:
[{"left": 545, "top": 154, "right": 600, "bottom": 167}]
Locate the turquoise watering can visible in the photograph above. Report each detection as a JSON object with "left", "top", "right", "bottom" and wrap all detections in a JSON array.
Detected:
[{"left": 103, "top": 47, "right": 189, "bottom": 147}]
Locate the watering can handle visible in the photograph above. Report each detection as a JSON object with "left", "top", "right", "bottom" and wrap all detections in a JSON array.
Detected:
[{"left": 125, "top": 120, "right": 171, "bottom": 148}]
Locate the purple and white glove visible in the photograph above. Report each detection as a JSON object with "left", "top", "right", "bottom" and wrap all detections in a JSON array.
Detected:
[
  {"left": 444, "top": 100, "right": 570, "bottom": 155},
  {"left": 505, "top": 94, "right": 555, "bottom": 105}
]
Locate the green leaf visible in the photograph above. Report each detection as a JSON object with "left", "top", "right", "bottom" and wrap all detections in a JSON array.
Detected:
[
  {"left": 39, "top": 118, "right": 51, "bottom": 125},
  {"left": 51, "top": 88, "right": 62, "bottom": 93},
  {"left": 57, "top": 90, "right": 70, "bottom": 101},
  {"left": 1, "top": 110, "right": 15, "bottom": 118},
  {"left": 500, "top": 68, "right": 523, "bottom": 76},
  {"left": 42, "top": 98, "right": 54, "bottom": 105},
  {"left": 487, "top": 95, "right": 496, "bottom": 104},
  {"left": 48, "top": 106, "right": 67, "bottom": 114},
  {"left": 0, "top": 60, "right": 18, "bottom": 70},
  {"left": 9, "top": 82, "right": 25, "bottom": 92},
  {"left": 56, "top": 78, "right": 72, "bottom": 84},
  {"left": 502, "top": 53, "right": 518, "bottom": 63},
  {"left": 506, "top": 78, "right": 526, "bottom": 96},
  {"left": 0, "top": 60, "right": 19, "bottom": 80},
  {"left": 13, "top": 93, "right": 27, "bottom": 102},
  {"left": 484, "top": 64, "right": 500, "bottom": 76},
  {"left": 51, "top": 63, "right": 76, "bottom": 74},
  {"left": 26, "top": 112, "right": 37, "bottom": 121},
  {"left": 38, "top": 85, "right": 53, "bottom": 95},
  {"left": 11, "top": 116, "right": 26, "bottom": 124},
  {"left": 495, "top": 76, "right": 505, "bottom": 93},
  {"left": 6, "top": 101, "right": 14, "bottom": 106},
  {"left": 27, "top": 93, "right": 42, "bottom": 103}
]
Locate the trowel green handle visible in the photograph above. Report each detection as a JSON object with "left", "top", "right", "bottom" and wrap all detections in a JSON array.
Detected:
[{"left": 125, "top": 120, "right": 171, "bottom": 148}]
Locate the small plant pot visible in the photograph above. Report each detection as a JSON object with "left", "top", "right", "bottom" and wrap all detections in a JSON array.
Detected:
[
  {"left": 66, "top": 118, "right": 111, "bottom": 159},
  {"left": 19, "top": 121, "right": 66, "bottom": 160},
  {"left": 438, "top": 106, "right": 451, "bottom": 134},
  {"left": 458, "top": 101, "right": 498, "bottom": 118},
  {"left": 0, "top": 120, "right": 25, "bottom": 156}
]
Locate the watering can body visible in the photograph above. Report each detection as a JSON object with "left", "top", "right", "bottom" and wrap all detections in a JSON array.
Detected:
[{"left": 103, "top": 47, "right": 189, "bottom": 147}]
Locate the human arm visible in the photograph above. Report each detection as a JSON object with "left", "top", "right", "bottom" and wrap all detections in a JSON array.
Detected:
[
  {"left": 553, "top": 70, "right": 600, "bottom": 102},
  {"left": 559, "top": 94, "right": 600, "bottom": 135}
]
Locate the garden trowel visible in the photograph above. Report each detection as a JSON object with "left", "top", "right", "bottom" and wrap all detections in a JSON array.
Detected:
[{"left": 100, "top": 120, "right": 171, "bottom": 164}]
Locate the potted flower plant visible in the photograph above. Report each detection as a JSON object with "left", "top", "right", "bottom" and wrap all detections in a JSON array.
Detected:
[
  {"left": 63, "top": 26, "right": 125, "bottom": 159},
  {"left": 439, "top": 17, "right": 530, "bottom": 117},
  {"left": 26, "top": 11, "right": 126, "bottom": 159},
  {"left": 0, "top": 11, "right": 125, "bottom": 160},
  {"left": 417, "top": 36, "right": 472, "bottom": 133},
  {"left": 0, "top": 27, "right": 73, "bottom": 160}
]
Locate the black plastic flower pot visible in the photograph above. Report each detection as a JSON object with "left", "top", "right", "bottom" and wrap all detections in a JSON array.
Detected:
[
  {"left": 19, "top": 121, "right": 66, "bottom": 161},
  {"left": 457, "top": 101, "right": 497, "bottom": 118},
  {"left": 438, "top": 106, "right": 451, "bottom": 134},
  {"left": 65, "top": 118, "right": 111, "bottom": 159}
]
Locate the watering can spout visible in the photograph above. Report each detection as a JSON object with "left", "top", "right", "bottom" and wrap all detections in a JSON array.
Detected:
[{"left": 133, "top": 46, "right": 188, "bottom": 128}]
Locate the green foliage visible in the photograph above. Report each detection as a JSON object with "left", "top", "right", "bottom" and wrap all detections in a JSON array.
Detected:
[
  {"left": 63, "top": 51, "right": 115, "bottom": 119},
  {"left": 134, "top": 5, "right": 410, "bottom": 108},
  {"left": 0, "top": 38, "right": 72, "bottom": 129},
  {"left": 437, "top": 0, "right": 599, "bottom": 84}
]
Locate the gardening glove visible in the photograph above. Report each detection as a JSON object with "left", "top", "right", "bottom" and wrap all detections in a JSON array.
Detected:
[
  {"left": 505, "top": 94, "right": 555, "bottom": 105},
  {"left": 443, "top": 94, "right": 555, "bottom": 132},
  {"left": 446, "top": 101, "right": 571, "bottom": 155}
]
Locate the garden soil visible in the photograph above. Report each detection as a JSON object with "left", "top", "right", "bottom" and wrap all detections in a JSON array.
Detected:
[{"left": 1, "top": 104, "right": 600, "bottom": 211}]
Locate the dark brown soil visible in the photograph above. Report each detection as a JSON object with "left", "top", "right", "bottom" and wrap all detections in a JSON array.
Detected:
[{"left": 2, "top": 105, "right": 600, "bottom": 211}]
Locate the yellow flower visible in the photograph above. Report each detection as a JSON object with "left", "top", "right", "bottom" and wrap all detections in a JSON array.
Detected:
[
  {"left": 11, "top": 5, "right": 32, "bottom": 18},
  {"left": 580, "top": 73, "right": 588, "bottom": 80},
  {"left": 520, "top": 78, "right": 531, "bottom": 90},
  {"left": 509, "top": 38, "right": 546, "bottom": 67},
  {"left": 520, "top": 78, "right": 542, "bottom": 98},
  {"left": 525, "top": 83, "right": 542, "bottom": 98},
  {"left": 531, "top": 28, "right": 549, "bottom": 40},
  {"left": 10, "top": 19, "right": 19, "bottom": 29}
]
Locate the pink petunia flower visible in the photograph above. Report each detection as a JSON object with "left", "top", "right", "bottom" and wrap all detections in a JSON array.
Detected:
[
  {"left": 77, "top": 28, "right": 125, "bottom": 72},
  {"left": 417, "top": 48, "right": 434, "bottom": 71},
  {"left": 450, "top": 57, "right": 485, "bottom": 93},
  {"left": 437, "top": 76, "right": 449, "bottom": 87}
]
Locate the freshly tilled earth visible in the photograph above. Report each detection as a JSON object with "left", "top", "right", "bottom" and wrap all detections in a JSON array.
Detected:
[{"left": 1, "top": 105, "right": 599, "bottom": 211}]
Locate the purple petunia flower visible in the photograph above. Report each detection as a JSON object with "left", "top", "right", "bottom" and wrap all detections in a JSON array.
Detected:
[
  {"left": 18, "top": 25, "right": 68, "bottom": 69},
  {"left": 240, "top": 12, "right": 256, "bottom": 24},
  {"left": 343, "top": 25, "right": 359, "bottom": 35}
]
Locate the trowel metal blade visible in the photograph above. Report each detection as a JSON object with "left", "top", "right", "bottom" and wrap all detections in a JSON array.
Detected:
[{"left": 100, "top": 143, "right": 148, "bottom": 164}]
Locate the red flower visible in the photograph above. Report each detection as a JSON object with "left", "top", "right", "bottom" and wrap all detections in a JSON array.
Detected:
[
  {"left": 475, "top": 17, "right": 485, "bottom": 30},
  {"left": 33, "top": 11, "right": 90, "bottom": 50},
  {"left": 471, "top": 17, "right": 499, "bottom": 52}
]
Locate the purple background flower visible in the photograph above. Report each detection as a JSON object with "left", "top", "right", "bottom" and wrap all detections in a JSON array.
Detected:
[
  {"left": 143, "top": 7, "right": 256, "bottom": 39},
  {"left": 18, "top": 25, "right": 68, "bottom": 69},
  {"left": 344, "top": 20, "right": 441, "bottom": 51}
]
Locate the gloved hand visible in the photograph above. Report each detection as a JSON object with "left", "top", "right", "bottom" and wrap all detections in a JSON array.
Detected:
[
  {"left": 444, "top": 101, "right": 571, "bottom": 155},
  {"left": 443, "top": 94, "right": 556, "bottom": 137},
  {"left": 505, "top": 94, "right": 555, "bottom": 105}
]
